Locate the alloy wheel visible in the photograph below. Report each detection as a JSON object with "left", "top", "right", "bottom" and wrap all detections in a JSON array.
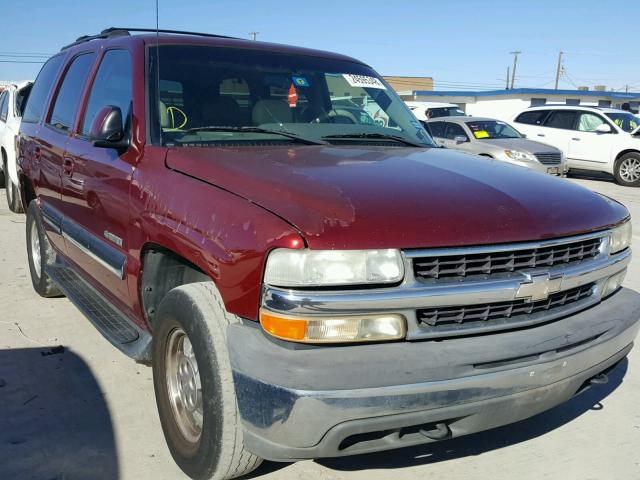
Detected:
[{"left": 619, "top": 157, "right": 640, "bottom": 183}]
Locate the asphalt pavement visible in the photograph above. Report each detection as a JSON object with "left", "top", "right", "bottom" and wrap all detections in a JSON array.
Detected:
[{"left": 0, "top": 172, "right": 639, "bottom": 480}]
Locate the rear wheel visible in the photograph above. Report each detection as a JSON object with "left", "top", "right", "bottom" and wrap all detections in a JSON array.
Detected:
[
  {"left": 614, "top": 153, "right": 640, "bottom": 187},
  {"left": 26, "top": 201, "right": 62, "bottom": 297},
  {"left": 152, "top": 282, "right": 262, "bottom": 480},
  {"left": 6, "top": 176, "right": 24, "bottom": 213}
]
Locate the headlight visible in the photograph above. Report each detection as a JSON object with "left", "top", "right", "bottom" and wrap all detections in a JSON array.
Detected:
[
  {"left": 504, "top": 150, "right": 536, "bottom": 162},
  {"left": 264, "top": 249, "right": 404, "bottom": 287},
  {"left": 610, "top": 220, "right": 632, "bottom": 254},
  {"left": 260, "top": 310, "right": 407, "bottom": 343}
]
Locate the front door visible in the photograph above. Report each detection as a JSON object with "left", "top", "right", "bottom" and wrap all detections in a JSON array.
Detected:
[
  {"left": 61, "top": 49, "right": 134, "bottom": 314},
  {"left": 567, "top": 111, "right": 613, "bottom": 167}
]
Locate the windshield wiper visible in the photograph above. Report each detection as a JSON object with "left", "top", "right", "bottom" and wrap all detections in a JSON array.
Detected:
[
  {"left": 181, "top": 126, "right": 327, "bottom": 145},
  {"left": 322, "top": 132, "right": 426, "bottom": 147}
]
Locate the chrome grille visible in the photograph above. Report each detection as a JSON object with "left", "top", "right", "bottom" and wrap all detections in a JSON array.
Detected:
[
  {"left": 534, "top": 152, "right": 562, "bottom": 165},
  {"left": 418, "top": 283, "right": 595, "bottom": 330},
  {"left": 413, "top": 237, "right": 602, "bottom": 281}
]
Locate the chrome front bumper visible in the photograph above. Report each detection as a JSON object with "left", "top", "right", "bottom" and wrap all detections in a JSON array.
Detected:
[{"left": 230, "top": 288, "right": 640, "bottom": 461}]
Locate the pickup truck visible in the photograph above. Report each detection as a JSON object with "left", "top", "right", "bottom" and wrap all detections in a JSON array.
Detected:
[{"left": 18, "top": 28, "right": 640, "bottom": 480}]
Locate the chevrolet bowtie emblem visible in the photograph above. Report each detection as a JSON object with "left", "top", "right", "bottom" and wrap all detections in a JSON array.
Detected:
[{"left": 516, "top": 273, "right": 563, "bottom": 302}]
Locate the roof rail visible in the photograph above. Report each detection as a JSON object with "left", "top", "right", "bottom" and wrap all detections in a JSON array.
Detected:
[
  {"left": 60, "top": 27, "right": 240, "bottom": 51},
  {"left": 527, "top": 103, "right": 604, "bottom": 109}
]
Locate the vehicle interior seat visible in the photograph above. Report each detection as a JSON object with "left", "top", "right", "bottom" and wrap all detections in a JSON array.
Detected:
[
  {"left": 200, "top": 96, "right": 244, "bottom": 127},
  {"left": 252, "top": 99, "right": 293, "bottom": 125}
]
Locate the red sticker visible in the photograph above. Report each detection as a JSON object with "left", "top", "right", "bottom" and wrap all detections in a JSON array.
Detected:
[{"left": 288, "top": 83, "right": 298, "bottom": 108}]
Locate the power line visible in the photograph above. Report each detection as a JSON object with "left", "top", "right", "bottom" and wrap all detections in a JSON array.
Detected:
[{"left": 0, "top": 60, "right": 45, "bottom": 64}]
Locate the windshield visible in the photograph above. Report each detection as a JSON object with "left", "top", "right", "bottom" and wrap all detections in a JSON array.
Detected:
[
  {"left": 428, "top": 107, "right": 466, "bottom": 118},
  {"left": 466, "top": 120, "right": 521, "bottom": 139},
  {"left": 149, "top": 45, "right": 434, "bottom": 147},
  {"left": 605, "top": 112, "right": 640, "bottom": 133}
]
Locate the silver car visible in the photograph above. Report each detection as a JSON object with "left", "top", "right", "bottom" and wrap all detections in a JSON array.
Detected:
[{"left": 425, "top": 116, "right": 568, "bottom": 175}]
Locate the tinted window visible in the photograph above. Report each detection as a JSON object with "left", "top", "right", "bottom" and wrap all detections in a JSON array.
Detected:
[
  {"left": 530, "top": 98, "right": 546, "bottom": 106},
  {"left": 49, "top": 53, "right": 96, "bottom": 131},
  {"left": 577, "top": 112, "right": 607, "bottom": 132},
  {"left": 0, "top": 92, "right": 8, "bottom": 122},
  {"left": 81, "top": 50, "right": 132, "bottom": 136},
  {"left": 515, "top": 110, "right": 549, "bottom": 125},
  {"left": 544, "top": 110, "right": 578, "bottom": 130},
  {"left": 16, "top": 84, "right": 32, "bottom": 117},
  {"left": 429, "top": 106, "right": 465, "bottom": 118},
  {"left": 22, "top": 55, "right": 65, "bottom": 124},
  {"left": 445, "top": 123, "right": 468, "bottom": 140},
  {"left": 426, "top": 121, "right": 446, "bottom": 138}
]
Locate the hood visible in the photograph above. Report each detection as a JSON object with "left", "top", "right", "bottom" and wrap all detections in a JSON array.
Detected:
[
  {"left": 165, "top": 146, "right": 628, "bottom": 250},
  {"left": 480, "top": 138, "right": 561, "bottom": 153}
]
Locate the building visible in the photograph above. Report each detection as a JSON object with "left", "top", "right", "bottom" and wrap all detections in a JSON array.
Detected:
[
  {"left": 383, "top": 76, "right": 433, "bottom": 94},
  {"left": 402, "top": 88, "right": 640, "bottom": 120}
]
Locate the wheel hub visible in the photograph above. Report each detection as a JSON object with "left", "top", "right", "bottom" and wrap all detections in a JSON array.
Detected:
[
  {"left": 30, "top": 220, "right": 41, "bottom": 279},
  {"left": 620, "top": 157, "right": 640, "bottom": 183},
  {"left": 166, "top": 328, "right": 203, "bottom": 444}
]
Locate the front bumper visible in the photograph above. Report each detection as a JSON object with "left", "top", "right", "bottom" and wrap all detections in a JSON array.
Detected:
[{"left": 229, "top": 288, "right": 640, "bottom": 461}]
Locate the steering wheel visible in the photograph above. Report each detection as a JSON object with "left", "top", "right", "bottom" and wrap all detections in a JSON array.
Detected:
[{"left": 310, "top": 108, "right": 358, "bottom": 124}]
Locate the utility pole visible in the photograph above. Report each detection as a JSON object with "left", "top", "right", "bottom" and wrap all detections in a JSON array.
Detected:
[
  {"left": 554, "top": 50, "right": 564, "bottom": 89},
  {"left": 506, "top": 66, "right": 510, "bottom": 89},
  {"left": 249, "top": 31, "right": 259, "bottom": 41},
  {"left": 626, "top": 84, "right": 629, "bottom": 93},
  {"left": 509, "top": 51, "right": 521, "bottom": 89}
]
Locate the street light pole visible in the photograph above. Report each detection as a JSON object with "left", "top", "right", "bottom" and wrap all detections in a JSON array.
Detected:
[{"left": 249, "top": 31, "right": 259, "bottom": 41}]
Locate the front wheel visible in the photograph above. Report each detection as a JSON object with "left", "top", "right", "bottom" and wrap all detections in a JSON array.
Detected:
[
  {"left": 152, "top": 282, "right": 262, "bottom": 480},
  {"left": 614, "top": 153, "right": 640, "bottom": 187}
]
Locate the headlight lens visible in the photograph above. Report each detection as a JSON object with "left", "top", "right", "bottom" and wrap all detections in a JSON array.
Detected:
[
  {"left": 504, "top": 150, "right": 536, "bottom": 162},
  {"left": 260, "top": 310, "right": 407, "bottom": 343},
  {"left": 264, "top": 249, "right": 404, "bottom": 287},
  {"left": 610, "top": 221, "right": 632, "bottom": 254}
]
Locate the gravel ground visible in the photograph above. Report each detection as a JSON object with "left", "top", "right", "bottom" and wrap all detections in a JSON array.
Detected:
[{"left": 0, "top": 172, "right": 639, "bottom": 480}]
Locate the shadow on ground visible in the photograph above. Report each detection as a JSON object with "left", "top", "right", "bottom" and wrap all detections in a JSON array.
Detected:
[
  {"left": 309, "top": 359, "right": 627, "bottom": 473},
  {"left": 567, "top": 169, "right": 615, "bottom": 183},
  {"left": 0, "top": 346, "right": 118, "bottom": 479}
]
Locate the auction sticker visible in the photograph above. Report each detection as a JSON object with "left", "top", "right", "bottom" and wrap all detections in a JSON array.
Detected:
[{"left": 342, "top": 74, "right": 387, "bottom": 89}]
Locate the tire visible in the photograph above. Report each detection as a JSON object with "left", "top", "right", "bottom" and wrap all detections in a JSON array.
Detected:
[
  {"left": 614, "top": 152, "right": 640, "bottom": 187},
  {"left": 26, "top": 201, "right": 62, "bottom": 297},
  {"left": 152, "top": 282, "right": 262, "bottom": 480},
  {"left": 6, "top": 177, "right": 24, "bottom": 213}
]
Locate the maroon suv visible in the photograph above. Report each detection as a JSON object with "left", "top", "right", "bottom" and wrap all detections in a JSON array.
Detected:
[{"left": 18, "top": 28, "right": 639, "bottom": 480}]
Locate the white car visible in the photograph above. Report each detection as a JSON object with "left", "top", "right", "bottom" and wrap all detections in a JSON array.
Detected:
[
  {"left": 512, "top": 105, "right": 640, "bottom": 187},
  {"left": 405, "top": 101, "right": 466, "bottom": 121},
  {"left": 0, "top": 81, "right": 32, "bottom": 212}
]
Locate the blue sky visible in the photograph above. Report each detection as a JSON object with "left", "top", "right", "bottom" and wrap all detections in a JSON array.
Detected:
[{"left": 2, "top": 0, "right": 639, "bottom": 92}]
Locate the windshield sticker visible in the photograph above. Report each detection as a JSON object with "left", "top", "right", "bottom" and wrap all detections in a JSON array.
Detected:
[
  {"left": 342, "top": 74, "right": 387, "bottom": 90},
  {"left": 473, "top": 130, "right": 490, "bottom": 139},
  {"left": 292, "top": 76, "right": 309, "bottom": 87},
  {"left": 287, "top": 83, "right": 299, "bottom": 108}
]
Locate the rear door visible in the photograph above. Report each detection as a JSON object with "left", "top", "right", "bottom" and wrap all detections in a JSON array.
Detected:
[
  {"left": 567, "top": 111, "right": 613, "bottom": 167},
  {"left": 61, "top": 49, "right": 134, "bottom": 309},
  {"left": 19, "top": 55, "right": 66, "bottom": 251},
  {"left": 513, "top": 109, "right": 550, "bottom": 141},
  {"left": 537, "top": 109, "right": 579, "bottom": 157}
]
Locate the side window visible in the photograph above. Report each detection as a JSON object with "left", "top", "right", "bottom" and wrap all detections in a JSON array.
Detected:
[
  {"left": 426, "top": 121, "right": 446, "bottom": 138},
  {"left": 48, "top": 53, "right": 96, "bottom": 131},
  {"left": 0, "top": 92, "right": 8, "bottom": 122},
  {"left": 543, "top": 110, "right": 578, "bottom": 130},
  {"left": 16, "top": 85, "right": 32, "bottom": 117},
  {"left": 577, "top": 113, "right": 606, "bottom": 132},
  {"left": 515, "top": 110, "right": 548, "bottom": 125},
  {"left": 22, "top": 55, "right": 65, "bottom": 124},
  {"left": 445, "top": 122, "right": 468, "bottom": 140},
  {"left": 81, "top": 50, "right": 132, "bottom": 136}
]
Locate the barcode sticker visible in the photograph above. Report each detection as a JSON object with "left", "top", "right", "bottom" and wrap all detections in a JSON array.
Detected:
[{"left": 342, "top": 74, "right": 387, "bottom": 90}]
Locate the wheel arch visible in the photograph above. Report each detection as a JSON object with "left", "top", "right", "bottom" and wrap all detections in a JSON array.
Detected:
[
  {"left": 19, "top": 174, "right": 36, "bottom": 211},
  {"left": 615, "top": 149, "right": 640, "bottom": 162},
  {"left": 139, "top": 244, "right": 211, "bottom": 330}
]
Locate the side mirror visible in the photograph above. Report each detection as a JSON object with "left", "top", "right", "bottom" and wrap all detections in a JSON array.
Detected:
[
  {"left": 595, "top": 123, "right": 613, "bottom": 134},
  {"left": 91, "top": 105, "right": 130, "bottom": 150},
  {"left": 454, "top": 135, "right": 468, "bottom": 143}
]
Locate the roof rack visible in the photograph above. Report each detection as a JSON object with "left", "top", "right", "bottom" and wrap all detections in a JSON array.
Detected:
[{"left": 61, "top": 27, "right": 240, "bottom": 51}]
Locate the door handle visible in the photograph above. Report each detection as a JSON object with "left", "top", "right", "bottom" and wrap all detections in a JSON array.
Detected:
[
  {"left": 62, "top": 157, "right": 74, "bottom": 177},
  {"left": 571, "top": 138, "right": 580, "bottom": 141},
  {"left": 536, "top": 134, "right": 545, "bottom": 137}
]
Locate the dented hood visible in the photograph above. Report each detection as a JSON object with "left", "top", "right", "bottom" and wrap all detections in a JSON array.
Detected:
[{"left": 165, "top": 146, "right": 628, "bottom": 250}]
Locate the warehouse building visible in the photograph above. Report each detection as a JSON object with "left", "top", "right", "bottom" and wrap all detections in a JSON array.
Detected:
[{"left": 402, "top": 88, "right": 640, "bottom": 120}]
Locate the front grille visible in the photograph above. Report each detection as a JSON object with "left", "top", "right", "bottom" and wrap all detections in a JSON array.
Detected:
[
  {"left": 418, "top": 283, "right": 595, "bottom": 329},
  {"left": 413, "top": 237, "right": 602, "bottom": 281},
  {"left": 534, "top": 152, "right": 562, "bottom": 165}
]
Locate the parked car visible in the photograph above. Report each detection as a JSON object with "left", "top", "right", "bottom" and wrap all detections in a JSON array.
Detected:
[
  {"left": 425, "top": 116, "right": 568, "bottom": 175},
  {"left": 513, "top": 105, "right": 640, "bottom": 186},
  {"left": 406, "top": 101, "right": 466, "bottom": 121},
  {"left": 18, "top": 28, "right": 639, "bottom": 480},
  {"left": 0, "top": 81, "right": 32, "bottom": 212}
]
